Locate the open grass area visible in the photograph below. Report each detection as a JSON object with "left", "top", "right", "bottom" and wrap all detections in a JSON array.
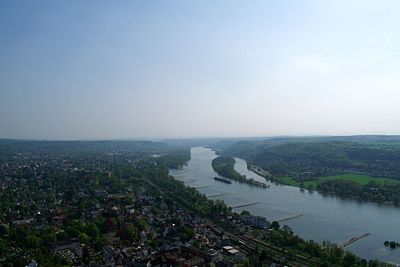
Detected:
[
  {"left": 320, "top": 174, "right": 400, "bottom": 185},
  {"left": 277, "top": 173, "right": 400, "bottom": 189}
]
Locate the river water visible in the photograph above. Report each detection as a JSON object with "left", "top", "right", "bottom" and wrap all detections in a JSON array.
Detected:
[{"left": 169, "top": 147, "right": 400, "bottom": 263}]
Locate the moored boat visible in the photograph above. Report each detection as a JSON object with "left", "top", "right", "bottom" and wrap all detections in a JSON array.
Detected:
[{"left": 214, "top": 177, "right": 232, "bottom": 184}]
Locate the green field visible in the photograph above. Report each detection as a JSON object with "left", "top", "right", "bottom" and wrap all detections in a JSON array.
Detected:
[{"left": 277, "top": 173, "right": 400, "bottom": 189}]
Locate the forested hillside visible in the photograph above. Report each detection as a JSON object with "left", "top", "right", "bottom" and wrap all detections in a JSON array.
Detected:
[
  {"left": 253, "top": 142, "right": 400, "bottom": 179},
  {"left": 216, "top": 136, "right": 400, "bottom": 204},
  {"left": 218, "top": 136, "right": 400, "bottom": 180}
]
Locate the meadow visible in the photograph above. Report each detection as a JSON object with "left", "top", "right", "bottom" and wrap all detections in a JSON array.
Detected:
[{"left": 278, "top": 173, "right": 400, "bottom": 189}]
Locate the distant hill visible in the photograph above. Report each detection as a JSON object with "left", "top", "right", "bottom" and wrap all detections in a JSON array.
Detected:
[
  {"left": 0, "top": 139, "right": 190, "bottom": 162},
  {"left": 217, "top": 135, "right": 400, "bottom": 179}
]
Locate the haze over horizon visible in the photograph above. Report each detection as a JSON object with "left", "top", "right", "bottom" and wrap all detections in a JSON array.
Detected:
[{"left": 1, "top": 1, "right": 400, "bottom": 140}]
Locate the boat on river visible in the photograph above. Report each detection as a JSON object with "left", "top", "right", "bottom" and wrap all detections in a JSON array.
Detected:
[
  {"left": 214, "top": 177, "right": 232, "bottom": 184},
  {"left": 248, "top": 179, "right": 269, "bottom": 188}
]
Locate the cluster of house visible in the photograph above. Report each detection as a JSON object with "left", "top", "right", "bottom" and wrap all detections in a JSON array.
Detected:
[
  {"left": 0, "top": 151, "right": 286, "bottom": 267},
  {"left": 2, "top": 173, "right": 280, "bottom": 267},
  {"left": 45, "top": 189, "right": 275, "bottom": 266}
]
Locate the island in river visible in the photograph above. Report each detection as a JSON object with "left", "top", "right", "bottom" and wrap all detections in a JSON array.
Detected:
[
  {"left": 213, "top": 136, "right": 400, "bottom": 206},
  {"left": 212, "top": 156, "right": 268, "bottom": 188}
]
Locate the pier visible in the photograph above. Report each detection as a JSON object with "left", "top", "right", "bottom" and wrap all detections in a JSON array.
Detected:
[
  {"left": 338, "top": 233, "right": 370, "bottom": 248},
  {"left": 275, "top": 214, "right": 303, "bottom": 223},
  {"left": 231, "top": 202, "right": 259, "bottom": 208},
  {"left": 180, "top": 178, "right": 196, "bottom": 182},
  {"left": 206, "top": 193, "right": 228, "bottom": 197},
  {"left": 193, "top": 185, "right": 211, "bottom": 189}
]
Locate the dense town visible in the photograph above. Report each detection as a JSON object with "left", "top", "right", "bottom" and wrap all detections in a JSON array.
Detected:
[{"left": 0, "top": 140, "right": 393, "bottom": 267}]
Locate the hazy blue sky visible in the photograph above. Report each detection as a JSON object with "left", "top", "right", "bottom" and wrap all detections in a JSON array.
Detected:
[{"left": 1, "top": 1, "right": 400, "bottom": 139}]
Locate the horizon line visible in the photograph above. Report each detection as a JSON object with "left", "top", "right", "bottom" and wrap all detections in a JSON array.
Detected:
[{"left": 1, "top": 134, "right": 400, "bottom": 142}]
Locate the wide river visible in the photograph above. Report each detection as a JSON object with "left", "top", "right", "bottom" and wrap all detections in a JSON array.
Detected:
[{"left": 169, "top": 147, "right": 400, "bottom": 264}]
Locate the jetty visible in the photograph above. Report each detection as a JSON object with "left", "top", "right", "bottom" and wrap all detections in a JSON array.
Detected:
[
  {"left": 275, "top": 214, "right": 303, "bottom": 223},
  {"left": 231, "top": 202, "right": 259, "bottom": 208},
  {"left": 193, "top": 185, "right": 211, "bottom": 189},
  {"left": 206, "top": 193, "right": 228, "bottom": 197},
  {"left": 338, "top": 233, "right": 370, "bottom": 248}
]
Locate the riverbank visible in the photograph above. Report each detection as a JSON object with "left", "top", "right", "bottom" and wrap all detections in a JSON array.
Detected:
[
  {"left": 170, "top": 147, "right": 400, "bottom": 263},
  {"left": 248, "top": 164, "right": 400, "bottom": 206}
]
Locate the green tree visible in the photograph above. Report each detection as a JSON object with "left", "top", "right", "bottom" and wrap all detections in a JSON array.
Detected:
[
  {"left": 135, "top": 218, "right": 147, "bottom": 231},
  {"left": 125, "top": 223, "right": 138, "bottom": 242},
  {"left": 0, "top": 238, "right": 6, "bottom": 253},
  {"left": 27, "top": 235, "right": 41, "bottom": 248},
  {"left": 42, "top": 231, "right": 57, "bottom": 247},
  {"left": 86, "top": 223, "right": 100, "bottom": 243},
  {"left": 79, "top": 233, "right": 90, "bottom": 245},
  {"left": 271, "top": 221, "right": 280, "bottom": 230},
  {"left": 65, "top": 226, "right": 80, "bottom": 238},
  {"left": 342, "top": 252, "right": 357, "bottom": 267},
  {"left": 240, "top": 210, "right": 251, "bottom": 216},
  {"left": 180, "top": 225, "right": 194, "bottom": 240},
  {"left": 0, "top": 224, "right": 10, "bottom": 237}
]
